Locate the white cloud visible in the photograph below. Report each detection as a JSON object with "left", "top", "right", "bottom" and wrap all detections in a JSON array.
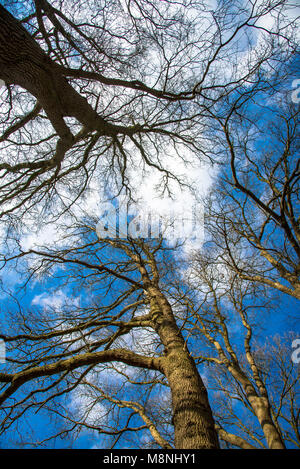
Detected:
[
  {"left": 32, "top": 289, "right": 80, "bottom": 311},
  {"left": 21, "top": 223, "right": 61, "bottom": 252}
]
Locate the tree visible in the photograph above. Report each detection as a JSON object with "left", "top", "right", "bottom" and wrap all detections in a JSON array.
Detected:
[
  {"left": 205, "top": 334, "right": 300, "bottom": 449},
  {"left": 170, "top": 251, "right": 299, "bottom": 448},
  {"left": 1, "top": 224, "right": 298, "bottom": 449},
  {"left": 0, "top": 0, "right": 297, "bottom": 220},
  {"left": 0, "top": 231, "right": 220, "bottom": 449},
  {"left": 203, "top": 96, "right": 300, "bottom": 300}
]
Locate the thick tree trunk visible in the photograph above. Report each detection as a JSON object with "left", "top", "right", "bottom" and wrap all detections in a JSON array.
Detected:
[
  {"left": 163, "top": 346, "right": 219, "bottom": 449},
  {"left": 0, "top": 5, "right": 118, "bottom": 140},
  {"left": 149, "top": 288, "right": 219, "bottom": 449}
]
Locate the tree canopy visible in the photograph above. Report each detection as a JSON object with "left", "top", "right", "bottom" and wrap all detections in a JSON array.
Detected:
[{"left": 0, "top": 0, "right": 299, "bottom": 450}]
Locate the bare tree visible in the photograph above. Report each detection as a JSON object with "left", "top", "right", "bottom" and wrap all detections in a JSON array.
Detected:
[
  {"left": 0, "top": 0, "right": 299, "bottom": 450},
  {"left": 0, "top": 229, "right": 219, "bottom": 449},
  {"left": 203, "top": 94, "right": 300, "bottom": 299},
  {"left": 170, "top": 250, "right": 299, "bottom": 449},
  {"left": 204, "top": 334, "right": 300, "bottom": 449},
  {"left": 0, "top": 0, "right": 297, "bottom": 220},
  {"left": 2, "top": 226, "right": 298, "bottom": 449}
]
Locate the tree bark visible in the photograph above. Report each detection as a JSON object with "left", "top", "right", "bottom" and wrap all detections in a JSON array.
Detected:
[
  {"left": 163, "top": 346, "right": 219, "bottom": 449},
  {"left": 248, "top": 396, "right": 285, "bottom": 449},
  {"left": 0, "top": 5, "right": 122, "bottom": 141},
  {"left": 215, "top": 426, "right": 257, "bottom": 449},
  {"left": 149, "top": 288, "right": 219, "bottom": 449},
  {"left": 226, "top": 363, "right": 286, "bottom": 449}
]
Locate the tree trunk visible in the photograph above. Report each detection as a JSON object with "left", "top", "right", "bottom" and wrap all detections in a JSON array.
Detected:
[
  {"left": 149, "top": 288, "right": 219, "bottom": 449},
  {"left": 249, "top": 396, "right": 285, "bottom": 449},
  {"left": 163, "top": 346, "right": 219, "bottom": 449},
  {"left": 227, "top": 363, "right": 286, "bottom": 449},
  {"left": 0, "top": 5, "right": 117, "bottom": 139}
]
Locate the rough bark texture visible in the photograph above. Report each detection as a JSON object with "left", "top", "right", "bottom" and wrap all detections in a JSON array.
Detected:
[
  {"left": 149, "top": 288, "right": 220, "bottom": 449},
  {"left": 0, "top": 5, "right": 125, "bottom": 148},
  {"left": 163, "top": 347, "right": 219, "bottom": 449}
]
